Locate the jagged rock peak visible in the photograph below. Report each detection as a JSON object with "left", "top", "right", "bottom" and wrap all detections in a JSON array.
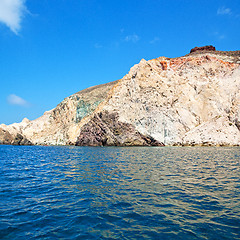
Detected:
[{"left": 22, "top": 118, "right": 30, "bottom": 124}]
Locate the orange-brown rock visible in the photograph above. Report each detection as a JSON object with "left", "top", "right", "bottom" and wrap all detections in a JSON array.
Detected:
[{"left": 160, "top": 61, "right": 168, "bottom": 70}]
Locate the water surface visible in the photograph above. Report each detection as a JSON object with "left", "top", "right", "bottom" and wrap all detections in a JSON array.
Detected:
[{"left": 0, "top": 146, "right": 239, "bottom": 239}]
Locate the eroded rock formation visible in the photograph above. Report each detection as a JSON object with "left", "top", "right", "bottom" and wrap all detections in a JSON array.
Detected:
[
  {"left": 190, "top": 45, "right": 216, "bottom": 53},
  {"left": 1, "top": 47, "right": 240, "bottom": 146},
  {"left": 76, "top": 111, "right": 164, "bottom": 146}
]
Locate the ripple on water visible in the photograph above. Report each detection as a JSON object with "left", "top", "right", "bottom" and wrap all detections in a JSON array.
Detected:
[{"left": 0, "top": 145, "right": 239, "bottom": 239}]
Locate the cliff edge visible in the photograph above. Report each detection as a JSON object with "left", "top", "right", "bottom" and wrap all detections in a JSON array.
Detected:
[{"left": 1, "top": 46, "right": 240, "bottom": 146}]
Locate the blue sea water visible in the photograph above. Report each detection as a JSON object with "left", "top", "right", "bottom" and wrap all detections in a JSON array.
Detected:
[{"left": 0, "top": 146, "right": 239, "bottom": 240}]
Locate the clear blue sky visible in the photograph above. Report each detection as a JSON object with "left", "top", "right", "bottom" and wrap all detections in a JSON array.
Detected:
[{"left": 0, "top": 0, "right": 239, "bottom": 124}]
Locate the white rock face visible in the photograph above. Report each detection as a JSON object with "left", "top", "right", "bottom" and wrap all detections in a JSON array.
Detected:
[
  {"left": 98, "top": 55, "right": 240, "bottom": 145},
  {"left": 0, "top": 81, "right": 118, "bottom": 145},
  {"left": 183, "top": 116, "right": 240, "bottom": 146},
  {"left": 1, "top": 50, "right": 240, "bottom": 146}
]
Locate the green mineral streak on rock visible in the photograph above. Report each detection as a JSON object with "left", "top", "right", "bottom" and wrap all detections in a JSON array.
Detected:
[{"left": 76, "top": 100, "right": 102, "bottom": 123}]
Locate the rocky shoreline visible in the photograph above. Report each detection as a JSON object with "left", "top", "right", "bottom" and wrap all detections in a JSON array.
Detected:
[{"left": 1, "top": 46, "right": 240, "bottom": 146}]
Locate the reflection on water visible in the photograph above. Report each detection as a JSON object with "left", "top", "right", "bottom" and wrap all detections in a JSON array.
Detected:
[{"left": 0, "top": 146, "right": 239, "bottom": 239}]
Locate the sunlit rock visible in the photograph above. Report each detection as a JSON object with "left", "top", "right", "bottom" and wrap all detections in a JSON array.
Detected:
[{"left": 1, "top": 48, "right": 240, "bottom": 146}]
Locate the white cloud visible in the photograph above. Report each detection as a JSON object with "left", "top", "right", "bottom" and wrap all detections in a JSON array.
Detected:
[
  {"left": 7, "top": 94, "right": 29, "bottom": 106},
  {"left": 150, "top": 37, "right": 160, "bottom": 44},
  {"left": 217, "top": 6, "right": 232, "bottom": 15},
  {"left": 94, "top": 43, "right": 103, "bottom": 49},
  {"left": 0, "top": 0, "right": 27, "bottom": 34},
  {"left": 124, "top": 34, "right": 140, "bottom": 43},
  {"left": 213, "top": 31, "right": 225, "bottom": 40}
]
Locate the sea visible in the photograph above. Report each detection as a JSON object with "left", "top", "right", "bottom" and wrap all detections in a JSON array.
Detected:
[{"left": 0, "top": 145, "right": 239, "bottom": 239}]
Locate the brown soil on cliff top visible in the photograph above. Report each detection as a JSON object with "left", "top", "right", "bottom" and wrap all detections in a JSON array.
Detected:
[{"left": 185, "top": 50, "right": 240, "bottom": 63}]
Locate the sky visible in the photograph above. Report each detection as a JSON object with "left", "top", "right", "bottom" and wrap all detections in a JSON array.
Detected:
[{"left": 0, "top": 0, "right": 239, "bottom": 124}]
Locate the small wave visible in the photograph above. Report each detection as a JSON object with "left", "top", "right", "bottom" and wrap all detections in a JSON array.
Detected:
[{"left": 0, "top": 145, "right": 239, "bottom": 239}]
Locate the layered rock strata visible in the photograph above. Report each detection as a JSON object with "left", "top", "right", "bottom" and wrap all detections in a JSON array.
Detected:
[{"left": 1, "top": 48, "right": 240, "bottom": 146}]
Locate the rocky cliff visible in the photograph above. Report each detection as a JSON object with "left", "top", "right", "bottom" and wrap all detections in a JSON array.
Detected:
[{"left": 1, "top": 47, "right": 240, "bottom": 146}]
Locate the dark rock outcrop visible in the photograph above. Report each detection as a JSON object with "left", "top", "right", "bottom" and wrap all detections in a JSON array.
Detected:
[
  {"left": 190, "top": 45, "right": 216, "bottom": 53},
  {"left": 0, "top": 128, "right": 32, "bottom": 145},
  {"left": 0, "top": 128, "right": 14, "bottom": 145},
  {"left": 12, "top": 133, "right": 32, "bottom": 145},
  {"left": 75, "top": 111, "right": 164, "bottom": 146}
]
